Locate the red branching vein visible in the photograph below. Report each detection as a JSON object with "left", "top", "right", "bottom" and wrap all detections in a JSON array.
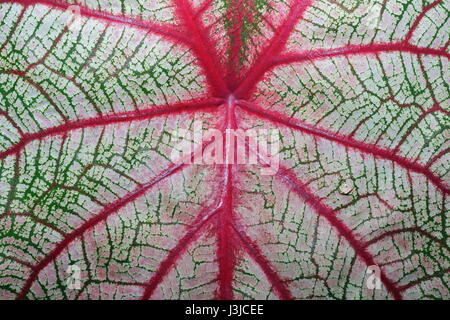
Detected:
[
  {"left": 142, "top": 100, "right": 239, "bottom": 299},
  {"left": 26, "top": 27, "right": 68, "bottom": 71},
  {"left": 195, "top": 0, "right": 215, "bottom": 18},
  {"left": 1, "top": 212, "right": 65, "bottom": 235},
  {"left": 216, "top": 164, "right": 237, "bottom": 300},
  {"left": 365, "top": 227, "right": 449, "bottom": 250},
  {"left": 0, "top": 110, "right": 24, "bottom": 137},
  {"left": 140, "top": 206, "right": 221, "bottom": 300},
  {"left": 234, "top": 0, "right": 448, "bottom": 96},
  {"left": 234, "top": 0, "right": 313, "bottom": 98},
  {"left": 237, "top": 100, "right": 449, "bottom": 194},
  {"left": 426, "top": 148, "right": 449, "bottom": 169},
  {"left": 405, "top": 0, "right": 442, "bottom": 41},
  {"left": 271, "top": 42, "right": 450, "bottom": 67},
  {"left": 0, "top": 6, "right": 25, "bottom": 52},
  {"left": 231, "top": 221, "right": 294, "bottom": 300},
  {"left": 0, "top": 0, "right": 191, "bottom": 44},
  {"left": 140, "top": 163, "right": 238, "bottom": 300},
  {"left": 214, "top": 96, "right": 240, "bottom": 300},
  {"left": 274, "top": 165, "right": 403, "bottom": 300},
  {"left": 398, "top": 268, "right": 450, "bottom": 292},
  {"left": 3, "top": 255, "right": 34, "bottom": 269},
  {"left": 218, "top": 96, "right": 292, "bottom": 300},
  {"left": 16, "top": 161, "right": 189, "bottom": 299},
  {"left": 0, "top": 99, "right": 223, "bottom": 160},
  {"left": 5, "top": 70, "right": 69, "bottom": 122},
  {"left": 173, "top": 0, "right": 229, "bottom": 96}
]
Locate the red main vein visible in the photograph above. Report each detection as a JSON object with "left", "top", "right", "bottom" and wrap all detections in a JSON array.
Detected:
[
  {"left": 234, "top": 0, "right": 313, "bottom": 98},
  {"left": 275, "top": 165, "right": 403, "bottom": 300},
  {"left": 15, "top": 134, "right": 223, "bottom": 299},
  {"left": 237, "top": 100, "right": 450, "bottom": 195},
  {"left": 246, "top": 140, "right": 403, "bottom": 299},
  {"left": 235, "top": 0, "right": 448, "bottom": 98},
  {"left": 16, "top": 161, "right": 188, "bottom": 299},
  {"left": 272, "top": 42, "right": 450, "bottom": 67},
  {"left": 0, "top": 99, "right": 222, "bottom": 160}
]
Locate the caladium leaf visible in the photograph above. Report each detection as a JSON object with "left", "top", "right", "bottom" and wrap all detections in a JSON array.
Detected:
[{"left": 0, "top": 0, "right": 448, "bottom": 300}]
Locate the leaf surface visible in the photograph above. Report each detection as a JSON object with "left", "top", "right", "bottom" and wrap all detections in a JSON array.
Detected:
[{"left": 0, "top": 0, "right": 449, "bottom": 300}]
